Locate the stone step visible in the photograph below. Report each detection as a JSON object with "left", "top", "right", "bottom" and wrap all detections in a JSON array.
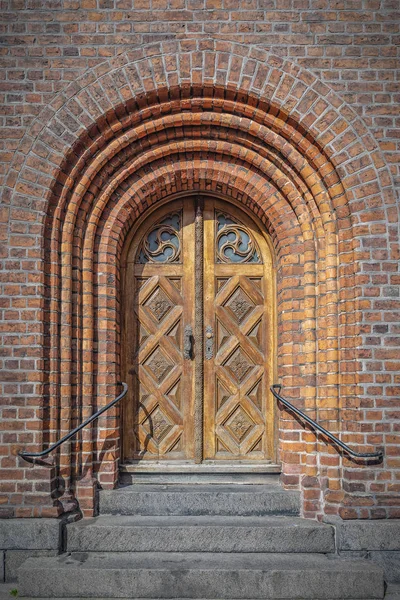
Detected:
[
  {"left": 13, "top": 597, "right": 393, "bottom": 600},
  {"left": 119, "top": 472, "right": 281, "bottom": 485},
  {"left": 66, "top": 515, "right": 334, "bottom": 554},
  {"left": 18, "top": 551, "right": 385, "bottom": 599},
  {"left": 99, "top": 484, "right": 300, "bottom": 516},
  {"left": 119, "top": 462, "right": 281, "bottom": 485}
]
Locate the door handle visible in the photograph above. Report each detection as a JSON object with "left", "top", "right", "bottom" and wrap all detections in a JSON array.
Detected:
[
  {"left": 183, "top": 324, "right": 193, "bottom": 360},
  {"left": 205, "top": 325, "right": 213, "bottom": 360}
]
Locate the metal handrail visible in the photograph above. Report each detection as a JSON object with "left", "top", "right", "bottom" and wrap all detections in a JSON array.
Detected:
[
  {"left": 18, "top": 382, "right": 128, "bottom": 461},
  {"left": 271, "top": 384, "right": 384, "bottom": 460},
  {"left": 18, "top": 381, "right": 382, "bottom": 461}
]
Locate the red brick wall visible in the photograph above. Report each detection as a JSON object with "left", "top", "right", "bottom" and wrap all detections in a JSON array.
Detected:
[
  {"left": 0, "top": 5, "right": 399, "bottom": 520},
  {"left": 1, "top": 1, "right": 399, "bottom": 186}
]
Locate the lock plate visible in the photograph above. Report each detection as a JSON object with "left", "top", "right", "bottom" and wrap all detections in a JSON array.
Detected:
[{"left": 205, "top": 325, "right": 213, "bottom": 360}]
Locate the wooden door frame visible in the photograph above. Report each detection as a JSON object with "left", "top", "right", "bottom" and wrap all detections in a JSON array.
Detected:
[{"left": 120, "top": 192, "right": 278, "bottom": 465}]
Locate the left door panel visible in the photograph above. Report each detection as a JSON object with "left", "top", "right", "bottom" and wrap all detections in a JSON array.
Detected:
[{"left": 122, "top": 200, "right": 196, "bottom": 461}]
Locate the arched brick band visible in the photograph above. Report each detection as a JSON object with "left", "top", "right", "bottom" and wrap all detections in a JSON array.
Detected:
[{"left": 3, "top": 39, "right": 398, "bottom": 520}]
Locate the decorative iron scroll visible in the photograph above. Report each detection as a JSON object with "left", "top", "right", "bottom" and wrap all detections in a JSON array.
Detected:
[
  {"left": 216, "top": 212, "right": 261, "bottom": 264},
  {"left": 136, "top": 212, "right": 181, "bottom": 263}
]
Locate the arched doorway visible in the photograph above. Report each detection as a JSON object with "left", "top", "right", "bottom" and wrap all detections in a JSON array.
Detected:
[{"left": 121, "top": 195, "right": 276, "bottom": 469}]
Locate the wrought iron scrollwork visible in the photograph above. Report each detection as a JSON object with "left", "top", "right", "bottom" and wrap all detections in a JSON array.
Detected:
[
  {"left": 216, "top": 212, "right": 261, "bottom": 264},
  {"left": 136, "top": 212, "right": 181, "bottom": 263}
]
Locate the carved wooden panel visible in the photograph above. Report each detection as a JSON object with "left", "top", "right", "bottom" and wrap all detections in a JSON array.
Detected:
[
  {"left": 213, "top": 275, "right": 266, "bottom": 458},
  {"left": 204, "top": 199, "right": 275, "bottom": 462},
  {"left": 123, "top": 200, "right": 195, "bottom": 461},
  {"left": 133, "top": 275, "right": 185, "bottom": 458}
]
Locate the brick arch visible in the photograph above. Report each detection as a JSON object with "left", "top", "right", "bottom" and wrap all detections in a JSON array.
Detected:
[
  {"left": 6, "top": 39, "right": 398, "bottom": 519},
  {"left": 91, "top": 159, "right": 323, "bottom": 504},
  {"left": 60, "top": 150, "right": 319, "bottom": 517}
]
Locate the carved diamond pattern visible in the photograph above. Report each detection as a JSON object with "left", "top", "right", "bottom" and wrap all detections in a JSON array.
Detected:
[
  {"left": 225, "top": 406, "right": 255, "bottom": 443},
  {"left": 142, "top": 406, "right": 172, "bottom": 443},
  {"left": 225, "top": 288, "right": 255, "bottom": 323},
  {"left": 145, "top": 347, "right": 173, "bottom": 384},
  {"left": 224, "top": 347, "right": 254, "bottom": 384},
  {"left": 145, "top": 287, "right": 173, "bottom": 322}
]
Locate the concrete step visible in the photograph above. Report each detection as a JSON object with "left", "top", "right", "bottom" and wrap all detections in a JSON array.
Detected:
[
  {"left": 18, "top": 551, "right": 385, "bottom": 599},
  {"left": 99, "top": 484, "right": 300, "bottom": 516},
  {"left": 66, "top": 515, "right": 334, "bottom": 553}
]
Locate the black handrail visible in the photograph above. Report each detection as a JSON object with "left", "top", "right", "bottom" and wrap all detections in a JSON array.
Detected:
[
  {"left": 271, "top": 384, "right": 384, "bottom": 460},
  {"left": 19, "top": 381, "right": 382, "bottom": 461},
  {"left": 18, "top": 382, "right": 128, "bottom": 461}
]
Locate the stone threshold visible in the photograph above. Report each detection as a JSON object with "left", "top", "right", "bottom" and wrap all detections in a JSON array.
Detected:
[{"left": 120, "top": 461, "right": 281, "bottom": 473}]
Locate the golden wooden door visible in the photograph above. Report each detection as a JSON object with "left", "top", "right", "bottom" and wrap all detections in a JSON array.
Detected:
[
  {"left": 203, "top": 199, "right": 275, "bottom": 461},
  {"left": 123, "top": 200, "right": 196, "bottom": 461},
  {"left": 122, "top": 197, "right": 274, "bottom": 463}
]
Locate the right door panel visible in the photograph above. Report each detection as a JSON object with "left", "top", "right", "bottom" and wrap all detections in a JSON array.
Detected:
[{"left": 203, "top": 199, "right": 275, "bottom": 461}]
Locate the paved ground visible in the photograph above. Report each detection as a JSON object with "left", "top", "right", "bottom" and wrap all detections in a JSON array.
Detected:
[
  {"left": 1, "top": 582, "right": 400, "bottom": 600},
  {"left": 0, "top": 584, "right": 17, "bottom": 599}
]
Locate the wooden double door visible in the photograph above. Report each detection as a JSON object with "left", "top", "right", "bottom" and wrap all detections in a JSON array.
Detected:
[{"left": 122, "top": 197, "right": 275, "bottom": 464}]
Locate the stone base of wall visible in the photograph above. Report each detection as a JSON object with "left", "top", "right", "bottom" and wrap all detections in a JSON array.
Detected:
[
  {"left": 324, "top": 517, "right": 400, "bottom": 583},
  {"left": 0, "top": 519, "right": 62, "bottom": 583},
  {"left": 338, "top": 551, "right": 400, "bottom": 585}
]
